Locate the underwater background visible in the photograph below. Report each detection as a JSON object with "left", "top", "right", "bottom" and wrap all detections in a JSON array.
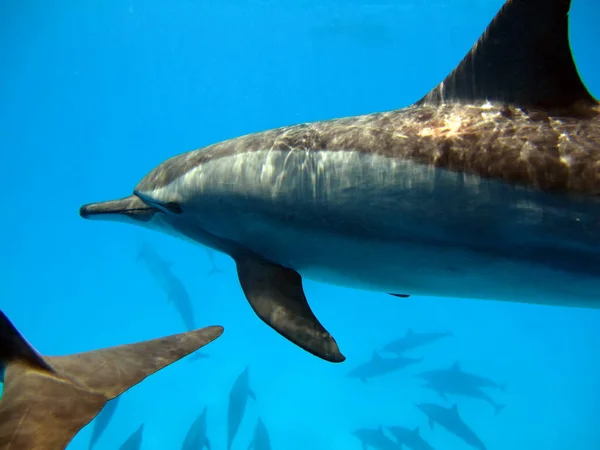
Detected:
[{"left": 2, "top": 0, "right": 600, "bottom": 449}]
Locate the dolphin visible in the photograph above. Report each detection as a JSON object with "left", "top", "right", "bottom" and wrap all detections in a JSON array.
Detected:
[
  {"left": 206, "top": 248, "right": 225, "bottom": 276},
  {"left": 227, "top": 366, "right": 256, "bottom": 450},
  {"left": 422, "top": 378, "right": 506, "bottom": 415},
  {"left": 348, "top": 352, "right": 422, "bottom": 383},
  {"left": 88, "top": 396, "right": 120, "bottom": 449},
  {"left": 0, "top": 310, "right": 223, "bottom": 450},
  {"left": 416, "top": 403, "right": 486, "bottom": 450},
  {"left": 353, "top": 426, "right": 402, "bottom": 450},
  {"left": 387, "top": 426, "right": 434, "bottom": 450},
  {"left": 247, "top": 417, "right": 272, "bottom": 450},
  {"left": 182, "top": 406, "right": 211, "bottom": 450},
  {"left": 137, "top": 241, "right": 197, "bottom": 331},
  {"left": 80, "top": 0, "right": 600, "bottom": 363},
  {"left": 119, "top": 424, "right": 144, "bottom": 450},
  {"left": 382, "top": 330, "right": 453, "bottom": 355},
  {"left": 419, "top": 362, "right": 505, "bottom": 392}
]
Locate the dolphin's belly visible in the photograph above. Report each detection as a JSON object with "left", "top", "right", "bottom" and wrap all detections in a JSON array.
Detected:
[{"left": 177, "top": 149, "right": 600, "bottom": 308}]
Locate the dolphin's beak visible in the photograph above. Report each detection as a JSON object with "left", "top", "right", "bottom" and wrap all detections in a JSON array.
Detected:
[{"left": 79, "top": 195, "right": 160, "bottom": 223}]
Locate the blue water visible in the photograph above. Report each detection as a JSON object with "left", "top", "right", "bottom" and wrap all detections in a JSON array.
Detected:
[{"left": 2, "top": 0, "right": 600, "bottom": 449}]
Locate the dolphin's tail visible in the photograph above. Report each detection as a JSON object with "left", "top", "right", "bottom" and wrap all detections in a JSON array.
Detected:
[{"left": 0, "top": 310, "right": 223, "bottom": 450}]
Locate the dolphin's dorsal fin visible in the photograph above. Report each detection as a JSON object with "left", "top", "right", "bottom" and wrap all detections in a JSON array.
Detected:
[
  {"left": 371, "top": 351, "right": 382, "bottom": 361},
  {"left": 413, "top": 426, "right": 420, "bottom": 435},
  {"left": 417, "top": 0, "right": 597, "bottom": 109},
  {"left": 451, "top": 404, "right": 459, "bottom": 415}
]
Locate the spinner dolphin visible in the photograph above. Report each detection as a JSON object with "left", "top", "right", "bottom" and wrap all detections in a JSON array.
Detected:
[{"left": 80, "top": 0, "right": 600, "bottom": 363}]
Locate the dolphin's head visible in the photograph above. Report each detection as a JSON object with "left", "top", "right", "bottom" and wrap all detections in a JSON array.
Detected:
[{"left": 79, "top": 151, "right": 223, "bottom": 245}]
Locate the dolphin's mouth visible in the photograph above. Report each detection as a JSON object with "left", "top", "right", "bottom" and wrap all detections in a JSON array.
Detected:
[{"left": 79, "top": 195, "right": 160, "bottom": 222}]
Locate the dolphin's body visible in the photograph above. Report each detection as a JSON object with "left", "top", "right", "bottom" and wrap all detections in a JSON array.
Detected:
[
  {"left": 416, "top": 403, "right": 486, "bottom": 450},
  {"left": 0, "top": 310, "right": 223, "bottom": 450},
  {"left": 88, "top": 396, "right": 120, "bottom": 449},
  {"left": 80, "top": 0, "right": 600, "bottom": 363},
  {"left": 387, "top": 426, "right": 434, "bottom": 450},
  {"left": 353, "top": 427, "right": 401, "bottom": 450},
  {"left": 137, "top": 242, "right": 197, "bottom": 331},
  {"left": 422, "top": 378, "right": 505, "bottom": 415},
  {"left": 382, "top": 330, "right": 452, "bottom": 355},
  {"left": 182, "top": 406, "right": 211, "bottom": 450},
  {"left": 419, "top": 362, "right": 505, "bottom": 393},
  {"left": 227, "top": 366, "right": 256, "bottom": 450},
  {"left": 248, "top": 418, "right": 272, "bottom": 450},
  {"left": 119, "top": 425, "right": 144, "bottom": 450},
  {"left": 348, "top": 352, "right": 422, "bottom": 383}
]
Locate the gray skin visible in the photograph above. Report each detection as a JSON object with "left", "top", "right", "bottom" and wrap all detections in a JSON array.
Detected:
[
  {"left": 419, "top": 362, "right": 505, "bottom": 392},
  {"left": 382, "top": 330, "right": 453, "bottom": 355},
  {"left": 422, "top": 378, "right": 505, "bottom": 415},
  {"left": 182, "top": 406, "right": 211, "bottom": 450},
  {"left": 88, "top": 396, "right": 120, "bottom": 449},
  {"left": 248, "top": 417, "right": 272, "bottom": 450},
  {"left": 80, "top": 0, "right": 600, "bottom": 363},
  {"left": 416, "top": 403, "right": 486, "bottom": 450},
  {"left": 137, "top": 242, "right": 197, "bottom": 332},
  {"left": 348, "top": 352, "right": 422, "bottom": 383},
  {"left": 119, "top": 424, "right": 144, "bottom": 450},
  {"left": 227, "top": 366, "right": 256, "bottom": 450},
  {"left": 387, "top": 426, "right": 434, "bottom": 450},
  {"left": 353, "top": 427, "right": 402, "bottom": 450},
  {"left": 0, "top": 310, "right": 223, "bottom": 450}
]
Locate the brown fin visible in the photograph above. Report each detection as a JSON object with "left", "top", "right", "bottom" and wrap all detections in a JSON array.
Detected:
[
  {"left": 235, "top": 255, "right": 345, "bottom": 363},
  {"left": 417, "top": 0, "right": 598, "bottom": 109},
  {"left": 0, "top": 310, "right": 223, "bottom": 450}
]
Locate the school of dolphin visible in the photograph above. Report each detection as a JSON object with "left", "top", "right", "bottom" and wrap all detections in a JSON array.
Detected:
[{"left": 1, "top": 0, "right": 599, "bottom": 448}]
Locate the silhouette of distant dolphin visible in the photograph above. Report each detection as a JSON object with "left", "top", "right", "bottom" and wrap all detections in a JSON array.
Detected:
[
  {"left": 227, "top": 366, "right": 256, "bottom": 450},
  {"left": 119, "top": 424, "right": 144, "bottom": 450},
  {"left": 0, "top": 310, "right": 223, "bottom": 449}
]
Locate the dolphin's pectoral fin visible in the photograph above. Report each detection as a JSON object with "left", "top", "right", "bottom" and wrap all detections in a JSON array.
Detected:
[
  {"left": 389, "top": 293, "right": 411, "bottom": 298},
  {"left": 235, "top": 255, "right": 345, "bottom": 363}
]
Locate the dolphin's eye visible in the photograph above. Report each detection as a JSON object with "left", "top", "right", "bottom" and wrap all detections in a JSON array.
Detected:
[{"left": 164, "top": 202, "right": 183, "bottom": 214}]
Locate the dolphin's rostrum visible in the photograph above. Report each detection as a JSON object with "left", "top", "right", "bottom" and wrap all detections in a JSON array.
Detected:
[{"left": 80, "top": 0, "right": 600, "bottom": 362}]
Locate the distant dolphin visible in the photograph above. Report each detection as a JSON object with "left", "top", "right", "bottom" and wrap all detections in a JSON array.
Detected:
[
  {"left": 0, "top": 310, "right": 223, "bottom": 449},
  {"left": 227, "top": 366, "right": 256, "bottom": 450},
  {"left": 182, "top": 406, "right": 210, "bottom": 450},
  {"left": 89, "top": 396, "right": 120, "bottom": 449},
  {"left": 248, "top": 417, "right": 272, "bottom": 450},
  {"left": 387, "top": 425, "right": 434, "bottom": 450},
  {"left": 206, "top": 248, "right": 225, "bottom": 276},
  {"left": 352, "top": 426, "right": 401, "bottom": 450},
  {"left": 348, "top": 352, "right": 422, "bottom": 383},
  {"left": 419, "top": 362, "right": 505, "bottom": 392},
  {"left": 119, "top": 424, "right": 144, "bottom": 450},
  {"left": 80, "top": 0, "right": 600, "bottom": 363},
  {"left": 137, "top": 242, "right": 197, "bottom": 331},
  {"left": 422, "top": 378, "right": 506, "bottom": 415},
  {"left": 416, "top": 403, "right": 486, "bottom": 450},
  {"left": 382, "top": 330, "right": 453, "bottom": 355}
]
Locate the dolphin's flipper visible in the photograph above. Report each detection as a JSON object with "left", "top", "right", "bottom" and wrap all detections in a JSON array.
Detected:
[
  {"left": 235, "top": 255, "right": 345, "bottom": 363},
  {"left": 389, "top": 293, "right": 411, "bottom": 298},
  {"left": 418, "top": 0, "right": 597, "bottom": 108},
  {"left": 119, "top": 424, "right": 144, "bottom": 450},
  {"left": 0, "top": 310, "right": 223, "bottom": 450}
]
